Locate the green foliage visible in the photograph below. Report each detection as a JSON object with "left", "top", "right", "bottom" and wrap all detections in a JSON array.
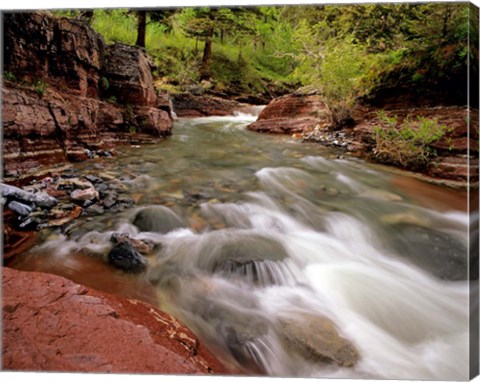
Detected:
[
  {"left": 292, "top": 21, "right": 376, "bottom": 126},
  {"left": 373, "top": 112, "right": 447, "bottom": 169},
  {"left": 92, "top": 9, "right": 136, "bottom": 45},
  {"left": 33, "top": 79, "right": 47, "bottom": 96},
  {"left": 85, "top": 3, "right": 470, "bottom": 102},
  {"left": 3, "top": 71, "right": 16, "bottom": 81}
]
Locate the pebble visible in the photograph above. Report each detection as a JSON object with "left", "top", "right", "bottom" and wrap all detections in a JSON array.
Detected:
[
  {"left": 71, "top": 188, "right": 99, "bottom": 202},
  {"left": 85, "top": 175, "right": 102, "bottom": 184},
  {"left": 102, "top": 193, "right": 117, "bottom": 209},
  {"left": 85, "top": 204, "right": 105, "bottom": 215},
  {"left": 99, "top": 172, "right": 116, "bottom": 181},
  {"left": 8, "top": 200, "right": 34, "bottom": 216},
  {"left": 59, "top": 178, "right": 94, "bottom": 190}
]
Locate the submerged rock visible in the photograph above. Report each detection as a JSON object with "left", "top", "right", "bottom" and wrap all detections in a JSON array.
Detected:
[
  {"left": 132, "top": 206, "right": 186, "bottom": 234},
  {"left": 279, "top": 314, "right": 359, "bottom": 368},
  {"left": 204, "top": 234, "right": 295, "bottom": 286},
  {"left": 107, "top": 241, "right": 147, "bottom": 273},
  {"left": 388, "top": 224, "right": 467, "bottom": 280}
]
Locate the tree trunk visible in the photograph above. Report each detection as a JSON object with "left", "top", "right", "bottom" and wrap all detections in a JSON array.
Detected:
[
  {"left": 200, "top": 34, "right": 213, "bottom": 81},
  {"left": 136, "top": 11, "right": 147, "bottom": 48}
]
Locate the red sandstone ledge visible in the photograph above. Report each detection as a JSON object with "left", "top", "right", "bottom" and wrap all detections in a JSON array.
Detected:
[{"left": 2, "top": 267, "right": 231, "bottom": 374}]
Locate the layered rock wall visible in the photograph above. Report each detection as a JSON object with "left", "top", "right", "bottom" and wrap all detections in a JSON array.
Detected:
[{"left": 2, "top": 12, "right": 172, "bottom": 181}]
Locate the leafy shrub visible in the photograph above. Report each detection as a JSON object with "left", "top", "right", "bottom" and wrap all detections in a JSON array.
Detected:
[
  {"left": 292, "top": 22, "right": 376, "bottom": 128},
  {"left": 372, "top": 111, "right": 447, "bottom": 169}
]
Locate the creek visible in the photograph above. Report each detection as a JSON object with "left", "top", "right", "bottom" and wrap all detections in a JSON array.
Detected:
[{"left": 10, "top": 109, "right": 471, "bottom": 379}]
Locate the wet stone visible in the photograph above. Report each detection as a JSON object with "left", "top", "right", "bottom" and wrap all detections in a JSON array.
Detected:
[
  {"left": 99, "top": 172, "right": 116, "bottom": 181},
  {"left": 59, "top": 203, "right": 76, "bottom": 210},
  {"left": 107, "top": 241, "right": 147, "bottom": 273},
  {"left": 7, "top": 200, "right": 34, "bottom": 216},
  {"left": 110, "top": 233, "right": 156, "bottom": 256},
  {"left": 85, "top": 204, "right": 105, "bottom": 216},
  {"left": 71, "top": 188, "right": 99, "bottom": 202},
  {"left": 102, "top": 193, "right": 117, "bottom": 209},
  {"left": 279, "top": 314, "right": 359, "bottom": 368},
  {"left": 59, "top": 178, "right": 94, "bottom": 190},
  {"left": 0, "top": 183, "right": 57, "bottom": 208},
  {"left": 132, "top": 206, "right": 186, "bottom": 233},
  {"left": 85, "top": 175, "right": 102, "bottom": 184},
  {"left": 389, "top": 224, "right": 467, "bottom": 280},
  {"left": 211, "top": 235, "right": 292, "bottom": 286},
  {"left": 96, "top": 183, "right": 109, "bottom": 194},
  {"left": 82, "top": 200, "right": 95, "bottom": 208}
]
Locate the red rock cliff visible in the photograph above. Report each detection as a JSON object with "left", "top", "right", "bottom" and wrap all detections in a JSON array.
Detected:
[{"left": 2, "top": 12, "right": 173, "bottom": 181}]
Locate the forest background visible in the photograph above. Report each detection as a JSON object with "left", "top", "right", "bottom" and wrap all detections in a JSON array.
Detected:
[{"left": 53, "top": 0, "right": 477, "bottom": 126}]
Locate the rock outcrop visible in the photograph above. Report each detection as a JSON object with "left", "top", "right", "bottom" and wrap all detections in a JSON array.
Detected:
[
  {"left": 248, "top": 88, "right": 478, "bottom": 184},
  {"left": 2, "top": 12, "right": 173, "bottom": 181},
  {"left": 2, "top": 267, "right": 230, "bottom": 374},
  {"left": 247, "top": 92, "right": 333, "bottom": 134},
  {"left": 172, "top": 93, "right": 243, "bottom": 118}
]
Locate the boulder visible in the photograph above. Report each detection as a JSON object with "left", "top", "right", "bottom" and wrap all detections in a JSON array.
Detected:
[
  {"left": 110, "top": 233, "right": 156, "bottom": 257},
  {"left": 132, "top": 206, "right": 186, "bottom": 234},
  {"left": 107, "top": 241, "right": 147, "bottom": 273},
  {"left": 102, "top": 43, "right": 157, "bottom": 107},
  {"left": 247, "top": 93, "right": 333, "bottom": 134},
  {"left": 134, "top": 106, "right": 173, "bottom": 137},
  {"left": 211, "top": 235, "right": 292, "bottom": 286},
  {"left": 2, "top": 267, "right": 230, "bottom": 374},
  {"left": 279, "top": 314, "right": 359, "bottom": 368}
]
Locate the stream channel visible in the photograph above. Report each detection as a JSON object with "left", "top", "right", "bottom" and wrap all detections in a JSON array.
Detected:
[{"left": 11, "top": 109, "right": 471, "bottom": 379}]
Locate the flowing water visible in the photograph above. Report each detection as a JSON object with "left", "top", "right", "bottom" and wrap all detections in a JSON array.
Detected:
[{"left": 12, "top": 109, "right": 471, "bottom": 379}]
